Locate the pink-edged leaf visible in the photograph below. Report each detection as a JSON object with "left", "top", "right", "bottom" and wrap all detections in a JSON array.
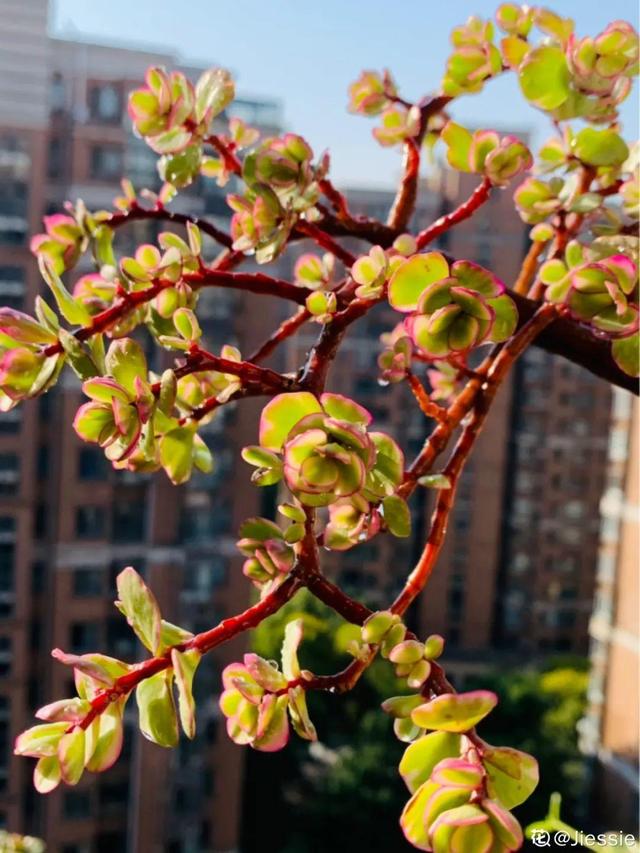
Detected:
[
  {"left": 259, "top": 392, "right": 323, "bottom": 450},
  {"left": 411, "top": 690, "right": 498, "bottom": 733},
  {"left": 115, "top": 566, "right": 162, "bottom": 654},
  {"left": 51, "top": 649, "right": 129, "bottom": 687},
  {"left": 15, "top": 723, "right": 68, "bottom": 758},
  {"left": 57, "top": 728, "right": 85, "bottom": 786},
  {"left": 253, "top": 695, "right": 290, "bottom": 752},
  {"left": 34, "top": 754, "right": 61, "bottom": 794},
  {"left": 171, "top": 648, "right": 200, "bottom": 739},
  {"left": 320, "top": 393, "right": 372, "bottom": 426},
  {"left": 35, "top": 697, "right": 91, "bottom": 724},
  {"left": 399, "top": 731, "right": 462, "bottom": 793},
  {"left": 243, "top": 653, "right": 287, "bottom": 692},
  {"left": 85, "top": 701, "right": 125, "bottom": 773},
  {"left": 388, "top": 253, "right": 451, "bottom": 312}
]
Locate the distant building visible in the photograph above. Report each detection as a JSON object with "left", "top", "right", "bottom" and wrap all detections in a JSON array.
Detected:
[
  {"left": 0, "top": 2, "right": 283, "bottom": 850},
  {"left": 582, "top": 393, "right": 639, "bottom": 833}
]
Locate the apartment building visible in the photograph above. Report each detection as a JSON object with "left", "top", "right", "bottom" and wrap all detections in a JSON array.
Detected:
[
  {"left": 0, "top": 2, "right": 284, "bottom": 850},
  {"left": 582, "top": 393, "right": 639, "bottom": 833}
]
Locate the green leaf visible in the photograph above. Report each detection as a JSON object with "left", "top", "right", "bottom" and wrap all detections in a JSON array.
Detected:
[
  {"left": 116, "top": 566, "right": 162, "bottom": 654},
  {"left": 85, "top": 703, "right": 124, "bottom": 772},
  {"left": 519, "top": 46, "right": 571, "bottom": 111},
  {"left": 35, "top": 295, "right": 60, "bottom": 334},
  {"left": 418, "top": 474, "right": 452, "bottom": 489},
  {"left": 171, "top": 648, "right": 200, "bottom": 739},
  {"left": 382, "top": 495, "right": 411, "bottom": 537},
  {"left": 281, "top": 618, "right": 303, "bottom": 680},
  {"left": 58, "top": 329, "right": 99, "bottom": 380},
  {"left": 612, "top": 333, "right": 639, "bottom": 377},
  {"left": 160, "top": 427, "right": 195, "bottom": 485},
  {"left": 34, "top": 755, "right": 61, "bottom": 793},
  {"left": 399, "top": 732, "right": 462, "bottom": 793},
  {"left": 573, "top": 128, "right": 629, "bottom": 168},
  {"left": 320, "top": 393, "right": 371, "bottom": 425},
  {"left": 487, "top": 294, "right": 518, "bottom": 342},
  {"left": 400, "top": 780, "right": 469, "bottom": 849},
  {"left": 388, "top": 253, "right": 450, "bottom": 312},
  {"left": 51, "top": 650, "right": 129, "bottom": 687},
  {"left": 411, "top": 690, "right": 497, "bottom": 732},
  {"left": 259, "top": 392, "right": 323, "bottom": 450},
  {"left": 14, "top": 723, "right": 67, "bottom": 758},
  {"left": 239, "top": 517, "right": 283, "bottom": 542},
  {"left": 38, "top": 258, "right": 91, "bottom": 326},
  {"left": 105, "top": 339, "right": 148, "bottom": 395},
  {"left": 0, "top": 308, "right": 57, "bottom": 345},
  {"left": 483, "top": 745, "right": 539, "bottom": 808},
  {"left": 288, "top": 685, "right": 317, "bottom": 742},
  {"left": 195, "top": 68, "right": 235, "bottom": 123},
  {"left": 441, "top": 122, "right": 473, "bottom": 172},
  {"left": 150, "top": 127, "right": 192, "bottom": 154},
  {"left": 174, "top": 308, "right": 201, "bottom": 342},
  {"left": 136, "top": 671, "right": 179, "bottom": 748},
  {"left": 159, "top": 619, "right": 194, "bottom": 652},
  {"left": 193, "top": 435, "right": 213, "bottom": 474},
  {"left": 58, "top": 728, "right": 85, "bottom": 785}
]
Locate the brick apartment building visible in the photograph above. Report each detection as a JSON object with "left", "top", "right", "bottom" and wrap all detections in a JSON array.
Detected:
[
  {"left": 0, "top": 2, "right": 283, "bottom": 850},
  {"left": 581, "top": 393, "right": 639, "bottom": 833},
  {"left": 0, "top": 0, "right": 620, "bottom": 851}
]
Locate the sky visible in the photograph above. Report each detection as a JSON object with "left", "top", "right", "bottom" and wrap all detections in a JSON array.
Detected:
[{"left": 51, "top": 0, "right": 639, "bottom": 188}]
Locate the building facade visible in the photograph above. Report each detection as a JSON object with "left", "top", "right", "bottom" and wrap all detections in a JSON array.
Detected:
[
  {"left": 582, "top": 393, "right": 639, "bottom": 833},
  {"left": 0, "top": 3, "right": 283, "bottom": 850}
]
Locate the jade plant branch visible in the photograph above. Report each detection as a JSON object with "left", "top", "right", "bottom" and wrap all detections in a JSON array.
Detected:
[{"left": 7, "top": 18, "right": 639, "bottom": 846}]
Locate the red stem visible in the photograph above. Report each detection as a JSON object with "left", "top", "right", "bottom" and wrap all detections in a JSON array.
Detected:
[
  {"left": 107, "top": 203, "right": 232, "bottom": 248},
  {"left": 79, "top": 574, "right": 303, "bottom": 729},
  {"left": 416, "top": 177, "right": 492, "bottom": 250},
  {"left": 248, "top": 308, "right": 310, "bottom": 363},
  {"left": 294, "top": 221, "right": 356, "bottom": 268},
  {"left": 204, "top": 134, "right": 243, "bottom": 176},
  {"left": 387, "top": 138, "right": 420, "bottom": 231}
]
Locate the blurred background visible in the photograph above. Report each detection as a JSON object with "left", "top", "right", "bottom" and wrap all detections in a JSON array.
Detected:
[{"left": 0, "top": 0, "right": 637, "bottom": 851}]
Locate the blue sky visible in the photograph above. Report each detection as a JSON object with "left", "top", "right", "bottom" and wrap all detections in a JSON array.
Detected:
[{"left": 51, "top": 0, "right": 639, "bottom": 188}]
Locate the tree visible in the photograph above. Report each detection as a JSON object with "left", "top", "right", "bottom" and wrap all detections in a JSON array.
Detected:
[{"left": 5, "top": 5, "right": 638, "bottom": 851}]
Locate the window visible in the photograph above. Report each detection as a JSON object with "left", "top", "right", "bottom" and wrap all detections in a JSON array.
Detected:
[
  {"left": 0, "top": 518, "right": 15, "bottom": 540},
  {"left": 0, "top": 265, "right": 24, "bottom": 309},
  {"left": 70, "top": 622, "right": 100, "bottom": 653},
  {"left": 47, "top": 136, "right": 66, "bottom": 181},
  {"left": 89, "top": 84, "right": 122, "bottom": 123},
  {"left": 75, "top": 505, "right": 106, "bottom": 539},
  {"left": 0, "top": 181, "right": 28, "bottom": 245},
  {"left": 73, "top": 568, "right": 103, "bottom": 597},
  {"left": 31, "top": 561, "right": 46, "bottom": 595},
  {"left": 0, "top": 544, "right": 13, "bottom": 593},
  {"left": 99, "top": 779, "right": 129, "bottom": 809},
  {"left": 0, "top": 455, "right": 18, "bottom": 495},
  {"left": 63, "top": 790, "right": 92, "bottom": 819},
  {"left": 37, "top": 446, "right": 49, "bottom": 480},
  {"left": 0, "top": 637, "right": 11, "bottom": 676},
  {"left": 50, "top": 73, "right": 65, "bottom": 112},
  {"left": 35, "top": 502, "right": 47, "bottom": 539},
  {"left": 89, "top": 144, "right": 123, "bottom": 181},
  {"left": 0, "top": 717, "right": 8, "bottom": 791},
  {"left": 112, "top": 497, "right": 146, "bottom": 542},
  {"left": 78, "top": 447, "right": 109, "bottom": 481},
  {"left": 184, "top": 558, "right": 228, "bottom": 598},
  {"left": 107, "top": 616, "right": 137, "bottom": 658}
]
